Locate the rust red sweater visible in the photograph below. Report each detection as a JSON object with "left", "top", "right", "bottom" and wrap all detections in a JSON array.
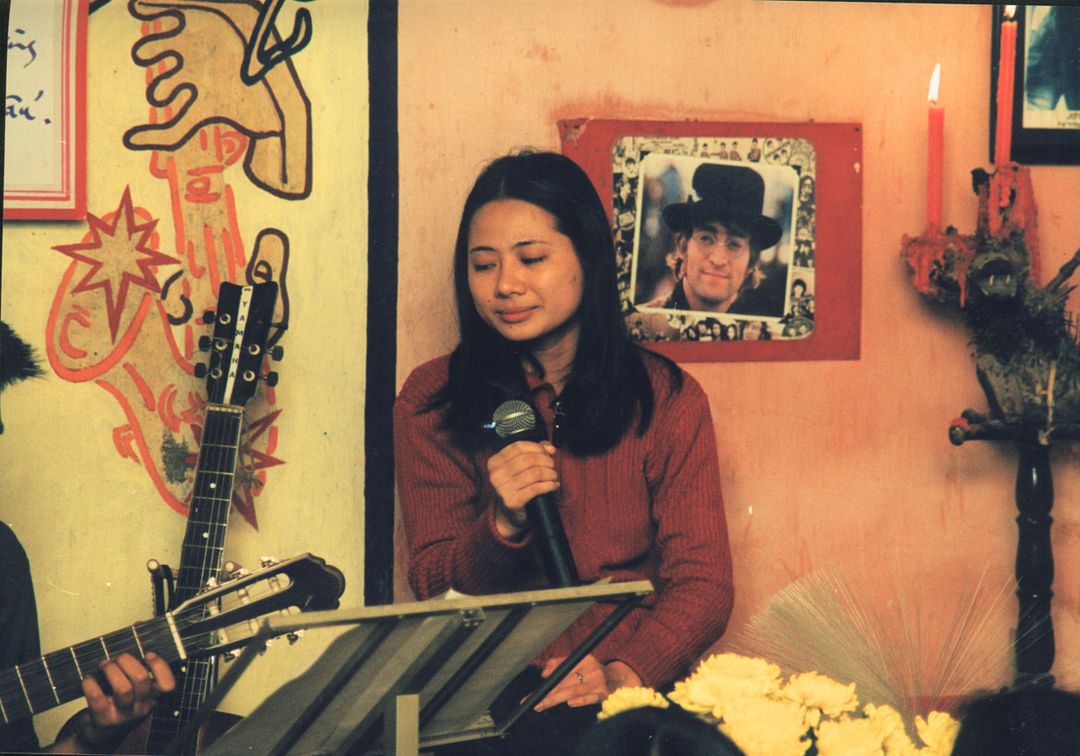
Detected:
[{"left": 394, "top": 352, "right": 734, "bottom": 688}]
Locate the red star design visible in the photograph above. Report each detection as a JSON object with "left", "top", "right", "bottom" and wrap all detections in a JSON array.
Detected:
[
  {"left": 234, "top": 408, "right": 286, "bottom": 529},
  {"left": 185, "top": 407, "right": 285, "bottom": 529},
  {"left": 53, "top": 187, "right": 178, "bottom": 341}
]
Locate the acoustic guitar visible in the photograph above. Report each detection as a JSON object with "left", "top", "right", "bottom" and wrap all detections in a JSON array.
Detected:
[
  {"left": 0, "top": 554, "right": 344, "bottom": 730},
  {"left": 134, "top": 281, "right": 282, "bottom": 753}
]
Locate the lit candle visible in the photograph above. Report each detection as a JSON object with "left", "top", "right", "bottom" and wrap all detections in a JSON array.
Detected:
[
  {"left": 927, "top": 63, "right": 944, "bottom": 230},
  {"left": 995, "top": 6, "right": 1017, "bottom": 164}
]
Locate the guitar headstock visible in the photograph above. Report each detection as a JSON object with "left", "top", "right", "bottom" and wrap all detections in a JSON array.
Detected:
[
  {"left": 174, "top": 553, "right": 345, "bottom": 660},
  {"left": 197, "top": 282, "right": 280, "bottom": 407}
]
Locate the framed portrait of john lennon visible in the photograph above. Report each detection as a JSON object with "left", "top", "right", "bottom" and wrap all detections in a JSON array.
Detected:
[{"left": 560, "top": 119, "right": 862, "bottom": 363}]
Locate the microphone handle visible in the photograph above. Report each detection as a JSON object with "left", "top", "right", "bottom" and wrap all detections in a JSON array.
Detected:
[{"left": 525, "top": 494, "right": 580, "bottom": 587}]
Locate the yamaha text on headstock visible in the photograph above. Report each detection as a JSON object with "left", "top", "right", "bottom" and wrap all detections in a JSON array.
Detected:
[{"left": 141, "top": 281, "right": 281, "bottom": 755}]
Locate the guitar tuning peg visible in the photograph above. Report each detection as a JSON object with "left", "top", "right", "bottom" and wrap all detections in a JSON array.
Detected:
[
  {"left": 222, "top": 651, "right": 236, "bottom": 662},
  {"left": 202, "top": 310, "right": 216, "bottom": 324},
  {"left": 194, "top": 363, "right": 208, "bottom": 379},
  {"left": 260, "top": 556, "right": 277, "bottom": 567},
  {"left": 270, "top": 346, "right": 284, "bottom": 361},
  {"left": 198, "top": 335, "right": 212, "bottom": 352},
  {"left": 287, "top": 630, "right": 304, "bottom": 645},
  {"left": 262, "top": 372, "right": 279, "bottom": 387},
  {"left": 224, "top": 560, "right": 241, "bottom": 574}
]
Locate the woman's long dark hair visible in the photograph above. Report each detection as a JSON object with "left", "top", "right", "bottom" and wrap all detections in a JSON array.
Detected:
[{"left": 428, "top": 150, "right": 680, "bottom": 456}]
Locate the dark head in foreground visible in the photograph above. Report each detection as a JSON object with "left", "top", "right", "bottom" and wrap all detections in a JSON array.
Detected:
[
  {"left": 951, "top": 683, "right": 1080, "bottom": 756},
  {"left": 573, "top": 706, "right": 743, "bottom": 756}
]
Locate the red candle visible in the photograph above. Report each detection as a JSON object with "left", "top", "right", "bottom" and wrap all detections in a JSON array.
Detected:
[
  {"left": 927, "top": 64, "right": 944, "bottom": 230},
  {"left": 995, "top": 6, "right": 1017, "bottom": 164}
]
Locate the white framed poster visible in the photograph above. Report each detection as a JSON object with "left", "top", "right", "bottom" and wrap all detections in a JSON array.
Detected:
[{"left": 4, "top": 0, "right": 87, "bottom": 220}]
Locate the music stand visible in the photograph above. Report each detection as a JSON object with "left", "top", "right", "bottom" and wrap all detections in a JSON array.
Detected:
[{"left": 198, "top": 580, "right": 652, "bottom": 756}]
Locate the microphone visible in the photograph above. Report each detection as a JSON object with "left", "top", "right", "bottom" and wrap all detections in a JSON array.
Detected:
[{"left": 491, "top": 400, "right": 580, "bottom": 587}]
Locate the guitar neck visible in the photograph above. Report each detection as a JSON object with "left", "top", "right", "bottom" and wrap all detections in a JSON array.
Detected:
[
  {"left": 144, "top": 657, "right": 216, "bottom": 754},
  {"left": 147, "top": 403, "right": 245, "bottom": 750},
  {"left": 175, "top": 404, "right": 243, "bottom": 600},
  {"left": 0, "top": 616, "right": 181, "bottom": 725},
  {"left": 0, "top": 553, "right": 343, "bottom": 730}
]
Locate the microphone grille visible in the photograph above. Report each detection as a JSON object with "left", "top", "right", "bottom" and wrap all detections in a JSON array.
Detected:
[{"left": 492, "top": 400, "right": 537, "bottom": 439}]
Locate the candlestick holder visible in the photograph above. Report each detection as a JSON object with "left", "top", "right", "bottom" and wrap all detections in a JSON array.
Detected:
[{"left": 902, "top": 162, "right": 1080, "bottom": 685}]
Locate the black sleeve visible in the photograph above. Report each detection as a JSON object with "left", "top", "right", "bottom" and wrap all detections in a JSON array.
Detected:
[{"left": 0, "top": 523, "right": 42, "bottom": 752}]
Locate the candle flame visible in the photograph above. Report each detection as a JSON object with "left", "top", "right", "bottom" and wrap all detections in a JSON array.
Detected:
[
  {"left": 1005, "top": 5, "right": 1016, "bottom": 19},
  {"left": 928, "top": 63, "right": 941, "bottom": 103}
]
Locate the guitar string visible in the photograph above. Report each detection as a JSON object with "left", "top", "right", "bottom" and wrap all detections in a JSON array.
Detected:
[
  {"left": 181, "top": 407, "right": 238, "bottom": 600},
  {"left": 0, "top": 575, "right": 287, "bottom": 719}
]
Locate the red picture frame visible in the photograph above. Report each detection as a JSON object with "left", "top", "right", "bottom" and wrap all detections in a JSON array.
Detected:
[
  {"left": 560, "top": 119, "right": 862, "bottom": 363},
  {"left": 4, "top": 0, "right": 88, "bottom": 220}
]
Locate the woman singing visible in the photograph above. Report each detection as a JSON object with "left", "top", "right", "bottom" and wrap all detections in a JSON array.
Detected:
[{"left": 394, "top": 151, "right": 734, "bottom": 753}]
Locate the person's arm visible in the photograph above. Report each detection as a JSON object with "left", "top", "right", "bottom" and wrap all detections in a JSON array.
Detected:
[
  {"left": 533, "top": 371, "right": 734, "bottom": 709},
  {"left": 394, "top": 384, "right": 538, "bottom": 599},
  {"left": 606, "top": 373, "right": 735, "bottom": 688},
  {"left": 47, "top": 652, "right": 176, "bottom": 754}
]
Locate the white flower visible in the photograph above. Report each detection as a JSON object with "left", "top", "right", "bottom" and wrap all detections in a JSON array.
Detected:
[
  {"left": 783, "top": 670, "right": 860, "bottom": 727},
  {"left": 718, "top": 696, "right": 809, "bottom": 756},
  {"left": 668, "top": 653, "right": 783, "bottom": 716},
  {"left": 915, "top": 711, "right": 960, "bottom": 755},
  {"left": 597, "top": 686, "right": 669, "bottom": 720},
  {"left": 815, "top": 716, "right": 885, "bottom": 756},
  {"left": 864, "top": 704, "right": 920, "bottom": 756}
]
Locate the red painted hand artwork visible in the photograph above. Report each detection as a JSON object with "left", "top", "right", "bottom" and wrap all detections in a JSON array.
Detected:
[{"left": 44, "top": 0, "right": 314, "bottom": 527}]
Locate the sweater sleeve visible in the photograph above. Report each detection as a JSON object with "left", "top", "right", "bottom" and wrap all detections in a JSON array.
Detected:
[
  {"left": 394, "top": 373, "right": 535, "bottom": 599},
  {"left": 608, "top": 373, "right": 735, "bottom": 687}
]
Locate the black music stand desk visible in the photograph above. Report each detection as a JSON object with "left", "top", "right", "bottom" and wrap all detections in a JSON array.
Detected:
[{"left": 200, "top": 580, "right": 652, "bottom": 756}]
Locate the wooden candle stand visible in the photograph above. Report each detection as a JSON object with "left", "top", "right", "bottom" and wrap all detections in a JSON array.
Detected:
[{"left": 904, "top": 162, "right": 1080, "bottom": 684}]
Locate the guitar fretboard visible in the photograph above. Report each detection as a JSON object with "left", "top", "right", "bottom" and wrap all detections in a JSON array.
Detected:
[
  {"left": 175, "top": 405, "right": 243, "bottom": 601},
  {"left": 0, "top": 617, "right": 182, "bottom": 725},
  {"left": 147, "top": 403, "right": 244, "bottom": 753}
]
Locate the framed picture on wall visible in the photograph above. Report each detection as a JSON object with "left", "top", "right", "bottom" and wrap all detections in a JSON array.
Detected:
[
  {"left": 3, "top": 0, "right": 88, "bottom": 220},
  {"left": 559, "top": 119, "right": 861, "bottom": 363},
  {"left": 990, "top": 4, "right": 1080, "bottom": 166}
]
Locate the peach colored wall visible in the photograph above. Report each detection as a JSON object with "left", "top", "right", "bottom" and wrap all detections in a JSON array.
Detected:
[{"left": 397, "top": 0, "right": 1080, "bottom": 692}]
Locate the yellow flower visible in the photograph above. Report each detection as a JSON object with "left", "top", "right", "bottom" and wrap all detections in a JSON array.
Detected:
[
  {"left": 695, "top": 653, "right": 784, "bottom": 686},
  {"left": 915, "top": 711, "right": 960, "bottom": 755},
  {"left": 815, "top": 716, "right": 885, "bottom": 756},
  {"left": 668, "top": 653, "right": 783, "bottom": 715},
  {"left": 718, "top": 696, "right": 809, "bottom": 756},
  {"left": 783, "top": 670, "right": 860, "bottom": 727},
  {"left": 597, "top": 686, "right": 670, "bottom": 720},
  {"left": 864, "top": 704, "right": 920, "bottom": 756},
  {"left": 667, "top": 678, "right": 714, "bottom": 715}
]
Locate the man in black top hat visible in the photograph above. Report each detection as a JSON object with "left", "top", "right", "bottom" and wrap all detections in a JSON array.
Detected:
[{"left": 655, "top": 163, "right": 783, "bottom": 316}]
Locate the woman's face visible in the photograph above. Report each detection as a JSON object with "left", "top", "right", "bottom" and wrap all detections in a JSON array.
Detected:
[{"left": 466, "top": 199, "right": 584, "bottom": 351}]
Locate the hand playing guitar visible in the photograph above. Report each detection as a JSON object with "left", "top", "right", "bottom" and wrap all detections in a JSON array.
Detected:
[{"left": 50, "top": 653, "right": 176, "bottom": 754}]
